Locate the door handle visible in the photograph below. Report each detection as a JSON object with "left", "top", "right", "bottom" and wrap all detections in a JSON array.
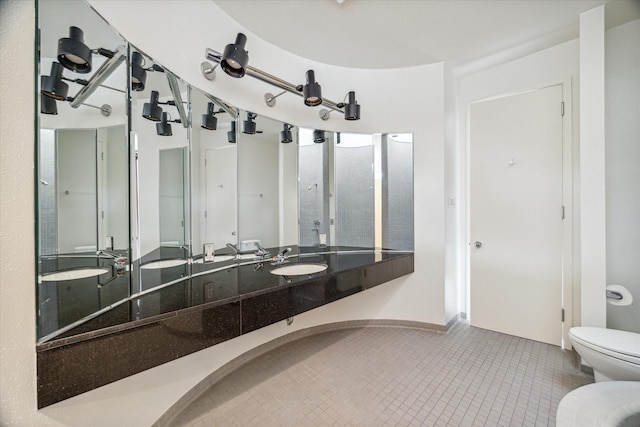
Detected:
[{"left": 473, "top": 241, "right": 482, "bottom": 249}]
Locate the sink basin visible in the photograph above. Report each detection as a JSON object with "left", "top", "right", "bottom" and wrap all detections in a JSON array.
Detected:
[
  {"left": 41, "top": 267, "right": 110, "bottom": 282},
  {"left": 141, "top": 259, "right": 188, "bottom": 270},
  {"left": 270, "top": 263, "right": 328, "bottom": 276}
]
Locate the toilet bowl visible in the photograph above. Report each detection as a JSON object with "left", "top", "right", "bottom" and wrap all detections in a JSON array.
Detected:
[{"left": 569, "top": 327, "right": 640, "bottom": 382}]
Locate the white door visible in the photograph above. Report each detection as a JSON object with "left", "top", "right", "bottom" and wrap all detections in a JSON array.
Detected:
[
  {"left": 470, "top": 85, "right": 564, "bottom": 346},
  {"left": 205, "top": 147, "right": 237, "bottom": 249}
]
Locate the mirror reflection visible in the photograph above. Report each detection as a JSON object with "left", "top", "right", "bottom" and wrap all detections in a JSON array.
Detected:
[
  {"left": 37, "top": 0, "right": 129, "bottom": 340},
  {"left": 189, "top": 87, "right": 238, "bottom": 266},
  {"left": 237, "top": 111, "right": 298, "bottom": 254},
  {"left": 129, "top": 51, "right": 190, "bottom": 289}
]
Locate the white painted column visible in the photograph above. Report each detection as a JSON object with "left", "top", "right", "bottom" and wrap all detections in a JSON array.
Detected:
[{"left": 579, "top": 6, "right": 606, "bottom": 327}]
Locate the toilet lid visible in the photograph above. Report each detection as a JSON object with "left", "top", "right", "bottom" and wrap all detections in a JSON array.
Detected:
[{"left": 570, "top": 327, "right": 640, "bottom": 358}]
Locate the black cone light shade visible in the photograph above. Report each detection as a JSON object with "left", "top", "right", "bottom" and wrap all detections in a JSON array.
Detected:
[
  {"left": 41, "top": 62, "right": 69, "bottom": 100},
  {"left": 344, "top": 91, "right": 360, "bottom": 120},
  {"left": 142, "top": 90, "right": 163, "bottom": 121},
  {"left": 242, "top": 112, "right": 256, "bottom": 134},
  {"left": 57, "top": 26, "right": 92, "bottom": 73},
  {"left": 131, "top": 52, "right": 147, "bottom": 92},
  {"left": 313, "top": 129, "right": 325, "bottom": 143},
  {"left": 221, "top": 33, "right": 249, "bottom": 78},
  {"left": 227, "top": 121, "right": 237, "bottom": 143},
  {"left": 303, "top": 70, "right": 322, "bottom": 106},
  {"left": 280, "top": 124, "right": 293, "bottom": 143},
  {"left": 41, "top": 93, "right": 58, "bottom": 115},
  {"left": 156, "top": 112, "right": 172, "bottom": 136},
  {"left": 201, "top": 102, "right": 218, "bottom": 130}
]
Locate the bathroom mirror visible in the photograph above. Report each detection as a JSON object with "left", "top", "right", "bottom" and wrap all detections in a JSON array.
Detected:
[
  {"left": 37, "top": 0, "right": 130, "bottom": 340},
  {"left": 129, "top": 51, "right": 190, "bottom": 291},
  {"left": 298, "top": 128, "right": 334, "bottom": 249},
  {"left": 189, "top": 86, "right": 239, "bottom": 265},
  {"left": 237, "top": 112, "right": 298, "bottom": 252}
]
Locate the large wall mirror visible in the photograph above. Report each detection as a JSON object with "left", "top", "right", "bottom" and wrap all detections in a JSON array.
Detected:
[
  {"left": 36, "top": 0, "right": 414, "bottom": 344},
  {"left": 37, "top": 0, "right": 129, "bottom": 341}
]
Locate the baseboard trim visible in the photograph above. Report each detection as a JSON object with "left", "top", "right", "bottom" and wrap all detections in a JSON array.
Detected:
[{"left": 154, "top": 319, "right": 450, "bottom": 427}]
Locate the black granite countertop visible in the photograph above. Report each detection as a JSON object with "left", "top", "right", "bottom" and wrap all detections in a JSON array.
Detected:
[{"left": 37, "top": 246, "right": 412, "bottom": 345}]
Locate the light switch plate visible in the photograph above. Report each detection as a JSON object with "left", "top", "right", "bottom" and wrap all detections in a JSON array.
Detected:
[{"left": 203, "top": 243, "right": 215, "bottom": 263}]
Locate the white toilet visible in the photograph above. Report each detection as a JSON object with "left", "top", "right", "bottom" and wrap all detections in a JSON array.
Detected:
[{"left": 569, "top": 326, "right": 640, "bottom": 382}]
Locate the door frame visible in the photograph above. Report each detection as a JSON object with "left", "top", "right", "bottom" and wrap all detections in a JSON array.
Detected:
[{"left": 465, "top": 78, "right": 573, "bottom": 349}]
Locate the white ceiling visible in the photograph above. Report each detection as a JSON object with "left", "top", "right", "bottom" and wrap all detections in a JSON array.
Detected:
[{"left": 214, "top": 0, "right": 640, "bottom": 75}]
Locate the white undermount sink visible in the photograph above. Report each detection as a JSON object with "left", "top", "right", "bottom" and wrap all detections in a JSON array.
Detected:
[
  {"left": 141, "top": 259, "right": 188, "bottom": 270},
  {"left": 41, "top": 267, "right": 110, "bottom": 282},
  {"left": 270, "top": 263, "right": 328, "bottom": 276}
]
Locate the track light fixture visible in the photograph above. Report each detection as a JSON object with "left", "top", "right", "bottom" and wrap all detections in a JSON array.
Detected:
[
  {"left": 41, "top": 62, "right": 69, "bottom": 100},
  {"left": 298, "top": 70, "right": 322, "bottom": 106},
  {"left": 156, "top": 112, "right": 181, "bottom": 136},
  {"left": 281, "top": 124, "right": 293, "bottom": 143},
  {"left": 203, "top": 41, "right": 361, "bottom": 118},
  {"left": 227, "top": 121, "right": 237, "bottom": 143},
  {"left": 242, "top": 112, "right": 257, "bottom": 134},
  {"left": 41, "top": 93, "right": 58, "bottom": 115},
  {"left": 338, "top": 91, "right": 361, "bottom": 120},
  {"left": 41, "top": 93, "right": 111, "bottom": 117},
  {"left": 131, "top": 52, "right": 147, "bottom": 91},
  {"left": 313, "top": 129, "right": 326, "bottom": 144},
  {"left": 57, "top": 26, "right": 93, "bottom": 73},
  {"left": 142, "top": 90, "right": 163, "bottom": 121},
  {"left": 221, "top": 33, "right": 249, "bottom": 78},
  {"left": 201, "top": 102, "right": 223, "bottom": 130}
]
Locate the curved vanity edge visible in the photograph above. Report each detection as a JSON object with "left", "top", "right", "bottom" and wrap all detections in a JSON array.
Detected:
[
  {"left": 153, "top": 318, "right": 445, "bottom": 427},
  {"left": 36, "top": 251, "right": 413, "bottom": 408}
]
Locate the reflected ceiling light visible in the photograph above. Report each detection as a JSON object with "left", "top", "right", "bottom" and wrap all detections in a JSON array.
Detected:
[
  {"left": 201, "top": 102, "right": 223, "bottom": 130},
  {"left": 41, "top": 62, "right": 69, "bottom": 100},
  {"left": 339, "top": 91, "right": 360, "bottom": 121},
  {"left": 142, "top": 90, "right": 163, "bottom": 121},
  {"left": 57, "top": 26, "right": 93, "bottom": 73},
  {"left": 156, "top": 112, "right": 173, "bottom": 136},
  {"left": 281, "top": 124, "right": 293, "bottom": 143},
  {"left": 299, "top": 70, "right": 322, "bottom": 106},
  {"left": 131, "top": 51, "right": 147, "bottom": 91},
  {"left": 221, "top": 33, "right": 249, "bottom": 78},
  {"left": 313, "top": 129, "right": 325, "bottom": 143},
  {"left": 41, "top": 93, "right": 58, "bottom": 115},
  {"left": 227, "top": 121, "right": 237, "bottom": 143},
  {"left": 242, "top": 112, "right": 257, "bottom": 134}
]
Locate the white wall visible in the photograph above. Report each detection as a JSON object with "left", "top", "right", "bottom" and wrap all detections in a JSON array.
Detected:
[
  {"left": 579, "top": 6, "right": 607, "bottom": 328},
  {"left": 605, "top": 19, "right": 640, "bottom": 332}
]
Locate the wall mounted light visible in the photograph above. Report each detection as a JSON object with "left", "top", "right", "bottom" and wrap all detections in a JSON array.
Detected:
[
  {"left": 41, "top": 93, "right": 58, "bottom": 115},
  {"left": 339, "top": 91, "right": 360, "bottom": 120},
  {"left": 313, "top": 129, "right": 325, "bottom": 143},
  {"left": 242, "top": 112, "right": 257, "bottom": 134},
  {"left": 281, "top": 124, "right": 293, "bottom": 143},
  {"left": 131, "top": 52, "right": 147, "bottom": 91},
  {"left": 57, "top": 26, "right": 93, "bottom": 73},
  {"left": 142, "top": 90, "right": 163, "bottom": 121},
  {"left": 156, "top": 112, "right": 173, "bottom": 136},
  {"left": 221, "top": 33, "right": 249, "bottom": 78},
  {"left": 299, "top": 70, "right": 322, "bottom": 106},
  {"left": 201, "top": 102, "right": 223, "bottom": 130},
  {"left": 227, "top": 121, "right": 237, "bottom": 143},
  {"left": 41, "top": 62, "right": 69, "bottom": 100}
]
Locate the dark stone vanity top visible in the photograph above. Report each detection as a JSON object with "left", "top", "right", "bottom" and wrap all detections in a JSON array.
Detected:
[
  {"left": 37, "top": 246, "right": 412, "bottom": 346},
  {"left": 36, "top": 246, "right": 413, "bottom": 408}
]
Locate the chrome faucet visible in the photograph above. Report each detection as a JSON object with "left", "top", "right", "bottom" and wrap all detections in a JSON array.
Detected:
[
  {"left": 254, "top": 241, "right": 270, "bottom": 258},
  {"left": 271, "top": 247, "right": 291, "bottom": 265},
  {"left": 96, "top": 250, "right": 127, "bottom": 272},
  {"left": 226, "top": 243, "right": 239, "bottom": 255}
]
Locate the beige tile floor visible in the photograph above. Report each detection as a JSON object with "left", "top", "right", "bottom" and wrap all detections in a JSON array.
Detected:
[{"left": 173, "top": 322, "right": 593, "bottom": 426}]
